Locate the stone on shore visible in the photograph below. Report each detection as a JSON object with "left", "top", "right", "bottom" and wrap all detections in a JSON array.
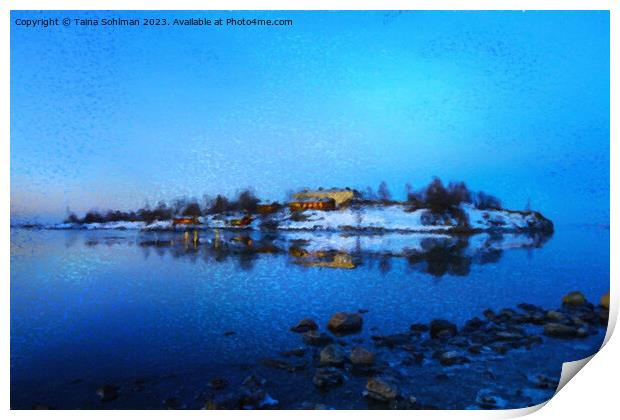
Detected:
[
  {"left": 600, "top": 293, "right": 610, "bottom": 310},
  {"left": 429, "top": 319, "right": 457, "bottom": 339},
  {"left": 96, "top": 385, "right": 119, "bottom": 402},
  {"left": 319, "top": 344, "right": 346, "bottom": 367},
  {"left": 281, "top": 348, "right": 307, "bottom": 357},
  {"left": 438, "top": 350, "right": 469, "bottom": 366},
  {"left": 313, "top": 367, "right": 344, "bottom": 388},
  {"left": 543, "top": 323, "right": 578, "bottom": 338},
  {"left": 302, "top": 330, "right": 333, "bottom": 346},
  {"left": 327, "top": 312, "right": 363, "bottom": 334},
  {"left": 260, "top": 358, "right": 306, "bottom": 372},
  {"left": 562, "top": 291, "right": 587, "bottom": 307},
  {"left": 364, "top": 377, "right": 399, "bottom": 402},
  {"left": 545, "top": 311, "right": 565, "bottom": 321},
  {"left": 349, "top": 347, "right": 375, "bottom": 366},
  {"left": 290, "top": 318, "right": 318, "bottom": 333}
]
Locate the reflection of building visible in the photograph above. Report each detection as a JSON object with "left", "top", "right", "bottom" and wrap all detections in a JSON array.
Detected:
[
  {"left": 290, "top": 249, "right": 356, "bottom": 269},
  {"left": 172, "top": 217, "right": 200, "bottom": 227},
  {"left": 293, "top": 189, "right": 356, "bottom": 208},
  {"left": 289, "top": 198, "right": 336, "bottom": 212},
  {"left": 230, "top": 215, "right": 253, "bottom": 226}
]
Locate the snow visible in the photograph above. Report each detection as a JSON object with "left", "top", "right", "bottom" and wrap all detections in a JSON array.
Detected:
[
  {"left": 278, "top": 204, "right": 545, "bottom": 233},
  {"left": 45, "top": 204, "right": 549, "bottom": 233},
  {"left": 278, "top": 205, "right": 453, "bottom": 232},
  {"left": 275, "top": 231, "right": 452, "bottom": 254}
]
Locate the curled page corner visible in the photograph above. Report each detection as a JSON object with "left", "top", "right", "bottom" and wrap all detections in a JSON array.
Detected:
[
  {"left": 549, "top": 290, "right": 615, "bottom": 398},
  {"left": 555, "top": 355, "right": 595, "bottom": 394},
  {"left": 505, "top": 293, "right": 615, "bottom": 417}
]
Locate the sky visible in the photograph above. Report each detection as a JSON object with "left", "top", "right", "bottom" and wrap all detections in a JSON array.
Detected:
[{"left": 10, "top": 10, "right": 609, "bottom": 225}]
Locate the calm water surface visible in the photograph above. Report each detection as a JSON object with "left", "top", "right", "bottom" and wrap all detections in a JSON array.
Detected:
[{"left": 10, "top": 226, "right": 609, "bottom": 409}]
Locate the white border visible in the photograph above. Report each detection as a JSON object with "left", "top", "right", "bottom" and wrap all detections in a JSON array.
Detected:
[{"left": 2, "top": 1, "right": 616, "bottom": 419}]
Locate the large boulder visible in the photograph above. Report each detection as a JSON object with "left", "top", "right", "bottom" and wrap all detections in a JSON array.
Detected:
[
  {"left": 562, "top": 291, "right": 587, "bottom": 307},
  {"left": 319, "top": 345, "right": 346, "bottom": 367},
  {"left": 349, "top": 347, "right": 375, "bottom": 366},
  {"left": 429, "top": 319, "right": 457, "bottom": 339},
  {"left": 327, "top": 312, "right": 363, "bottom": 334},
  {"left": 364, "top": 377, "right": 399, "bottom": 402}
]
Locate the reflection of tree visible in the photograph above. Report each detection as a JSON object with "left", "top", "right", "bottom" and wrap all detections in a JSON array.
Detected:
[
  {"left": 80, "top": 230, "right": 552, "bottom": 278},
  {"left": 406, "top": 236, "right": 471, "bottom": 277}
]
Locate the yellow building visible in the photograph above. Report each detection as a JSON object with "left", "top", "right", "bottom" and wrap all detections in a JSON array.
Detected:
[{"left": 293, "top": 189, "right": 356, "bottom": 208}]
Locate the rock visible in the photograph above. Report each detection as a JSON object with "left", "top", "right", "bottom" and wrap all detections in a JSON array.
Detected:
[
  {"left": 490, "top": 343, "right": 508, "bottom": 354},
  {"left": 468, "top": 344, "right": 482, "bottom": 354},
  {"left": 320, "top": 344, "right": 346, "bottom": 366},
  {"left": 313, "top": 367, "right": 344, "bottom": 388},
  {"left": 204, "top": 392, "right": 240, "bottom": 410},
  {"left": 350, "top": 347, "right": 375, "bottom": 366},
  {"left": 364, "top": 377, "right": 399, "bottom": 402},
  {"left": 475, "top": 390, "right": 507, "bottom": 409},
  {"left": 96, "top": 385, "right": 119, "bottom": 402},
  {"left": 242, "top": 374, "right": 266, "bottom": 391},
  {"left": 576, "top": 327, "right": 589, "bottom": 338},
  {"left": 163, "top": 397, "right": 180, "bottom": 409},
  {"left": 562, "top": 291, "right": 587, "bottom": 307},
  {"left": 371, "top": 333, "right": 411, "bottom": 348},
  {"left": 525, "top": 311, "right": 546, "bottom": 325},
  {"left": 546, "top": 311, "right": 565, "bottom": 321},
  {"left": 463, "top": 317, "right": 485, "bottom": 331},
  {"left": 543, "top": 322, "right": 578, "bottom": 338},
  {"left": 209, "top": 378, "right": 228, "bottom": 390},
  {"left": 302, "top": 330, "right": 333, "bottom": 346},
  {"left": 600, "top": 293, "right": 610, "bottom": 310},
  {"left": 518, "top": 303, "right": 543, "bottom": 312},
  {"left": 482, "top": 309, "right": 495, "bottom": 320},
  {"left": 438, "top": 350, "right": 469, "bottom": 366},
  {"left": 449, "top": 336, "right": 470, "bottom": 348},
  {"left": 493, "top": 331, "right": 525, "bottom": 341},
  {"left": 410, "top": 323, "right": 429, "bottom": 332},
  {"left": 429, "top": 319, "right": 457, "bottom": 339},
  {"left": 358, "top": 308, "right": 369, "bottom": 314},
  {"left": 223, "top": 331, "right": 236, "bottom": 337},
  {"left": 239, "top": 389, "right": 269, "bottom": 409},
  {"left": 260, "top": 358, "right": 306, "bottom": 372},
  {"left": 281, "top": 348, "right": 307, "bottom": 357},
  {"left": 528, "top": 373, "right": 559, "bottom": 389},
  {"left": 327, "top": 312, "right": 363, "bottom": 334},
  {"left": 290, "top": 318, "right": 318, "bottom": 333}
]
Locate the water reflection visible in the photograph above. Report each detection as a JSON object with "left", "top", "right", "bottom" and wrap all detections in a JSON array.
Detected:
[{"left": 80, "top": 230, "right": 552, "bottom": 277}]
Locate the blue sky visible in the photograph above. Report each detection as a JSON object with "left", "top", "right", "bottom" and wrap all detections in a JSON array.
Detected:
[{"left": 11, "top": 10, "right": 609, "bottom": 224}]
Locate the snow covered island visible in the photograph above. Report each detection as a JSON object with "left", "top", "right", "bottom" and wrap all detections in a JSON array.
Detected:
[
  {"left": 35, "top": 182, "right": 554, "bottom": 234},
  {"left": 46, "top": 203, "right": 553, "bottom": 234}
]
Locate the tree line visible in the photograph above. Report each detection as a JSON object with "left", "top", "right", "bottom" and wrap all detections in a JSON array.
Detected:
[{"left": 64, "top": 178, "right": 504, "bottom": 224}]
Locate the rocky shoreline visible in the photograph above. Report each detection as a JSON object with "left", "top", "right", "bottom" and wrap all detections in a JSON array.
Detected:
[{"left": 64, "top": 291, "right": 608, "bottom": 410}]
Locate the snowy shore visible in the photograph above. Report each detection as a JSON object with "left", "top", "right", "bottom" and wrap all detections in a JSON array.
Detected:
[{"left": 23, "top": 204, "right": 553, "bottom": 234}]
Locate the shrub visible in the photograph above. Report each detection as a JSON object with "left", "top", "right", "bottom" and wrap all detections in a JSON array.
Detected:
[{"left": 474, "top": 191, "right": 502, "bottom": 210}]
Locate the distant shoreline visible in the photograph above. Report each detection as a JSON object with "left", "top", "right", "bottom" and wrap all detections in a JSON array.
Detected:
[{"left": 11, "top": 204, "right": 554, "bottom": 235}]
